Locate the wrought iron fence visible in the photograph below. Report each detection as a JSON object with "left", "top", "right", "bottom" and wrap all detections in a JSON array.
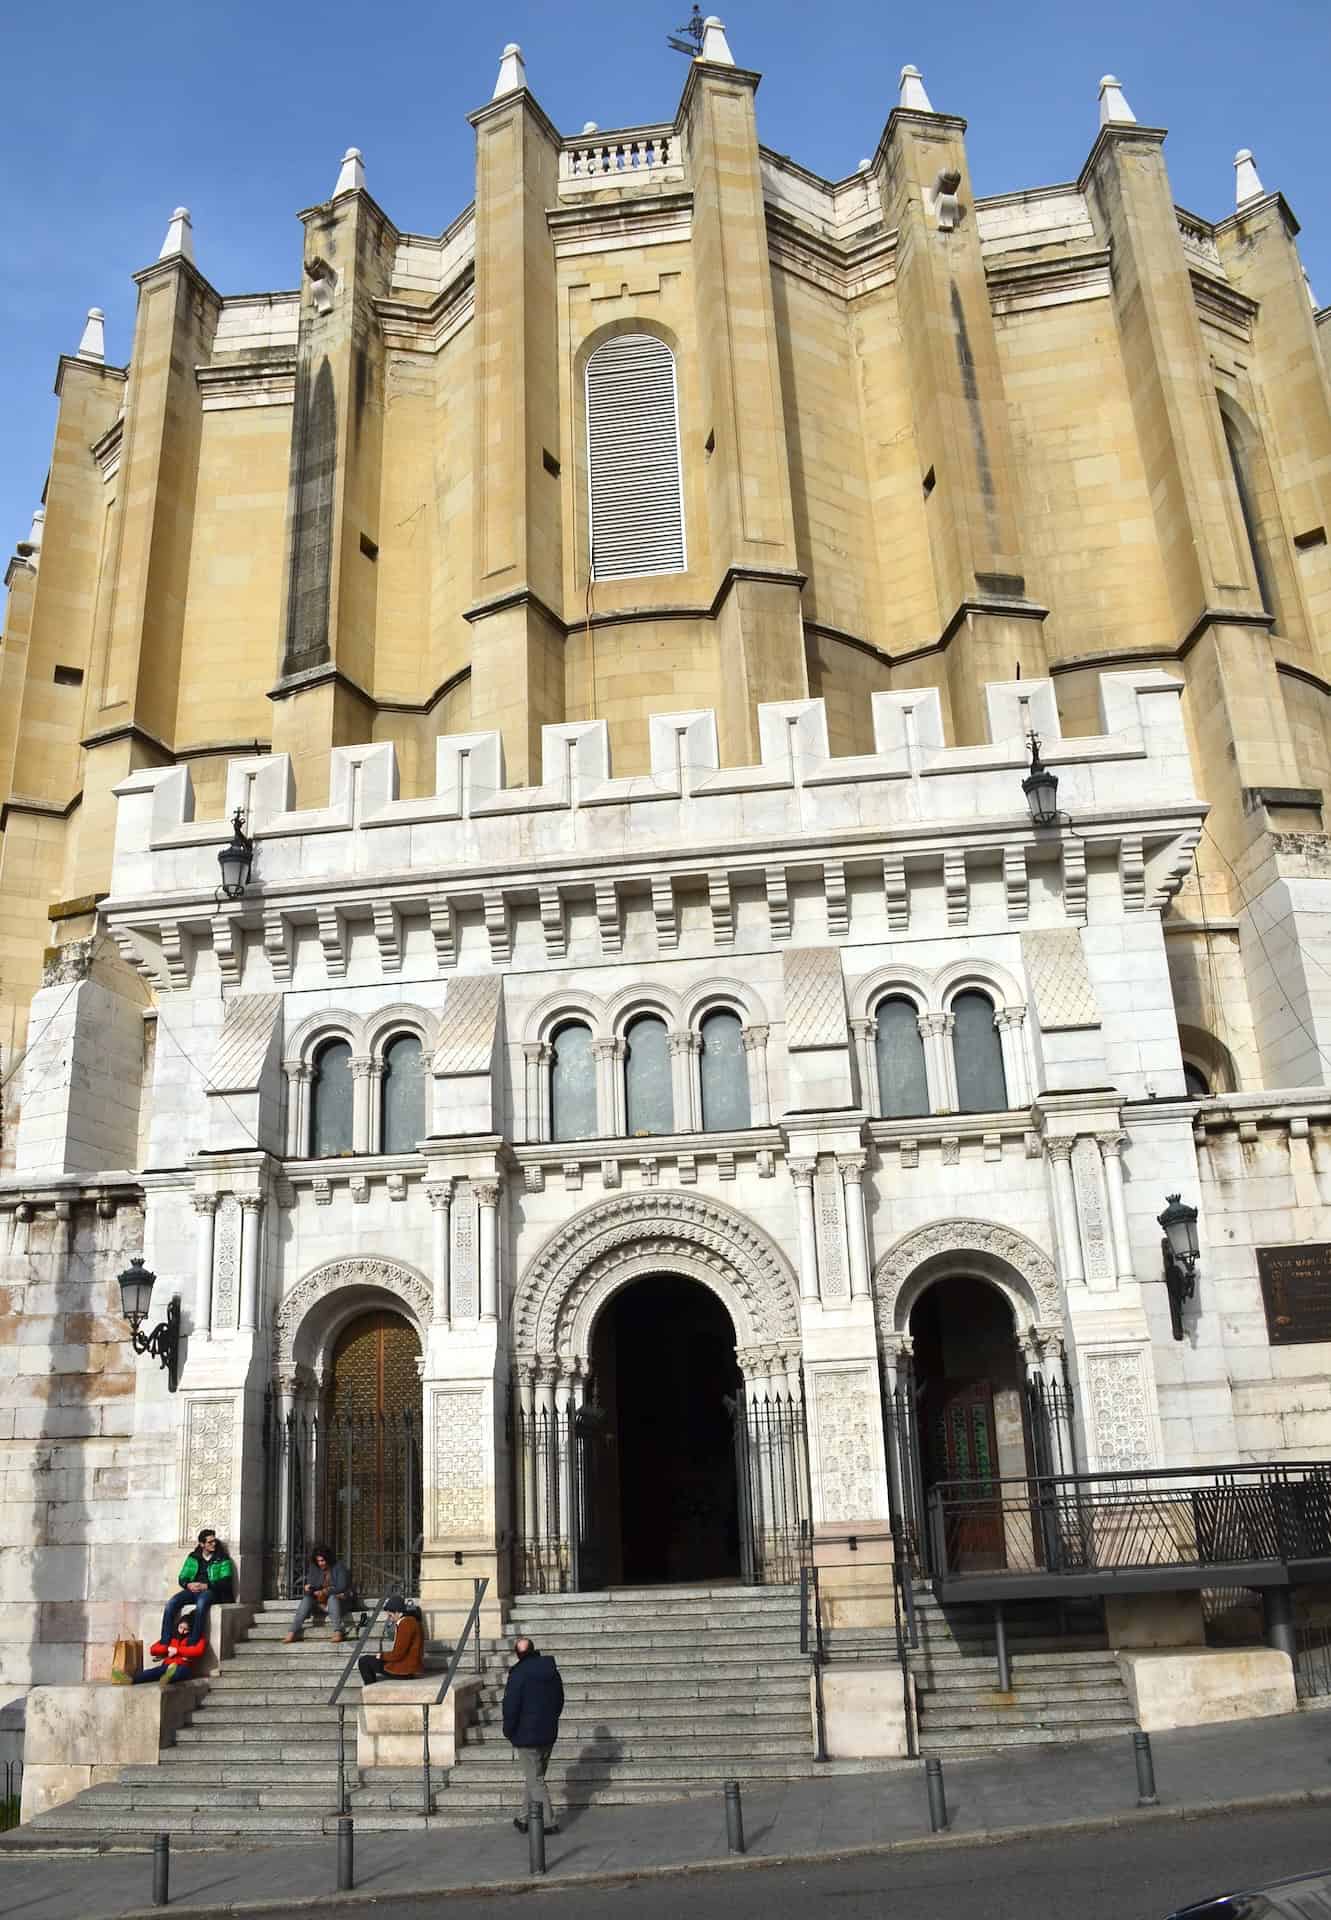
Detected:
[
  {"left": 1295, "top": 1619, "right": 1331, "bottom": 1701},
  {"left": 510, "top": 1386, "right": 810, "bottom": 1594},
  {"left": 262, "top": 1398, "right": 423, "bottom": 1599},
  {"left": 927, "top": 1462, "right": 1331, "bottom": 1584},
  {"left": 0, "top": 1760, "right": 20, "bottom": 1830}
]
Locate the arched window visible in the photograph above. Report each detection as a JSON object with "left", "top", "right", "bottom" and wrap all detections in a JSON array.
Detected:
[
  {"left": 550, "top": 1022, "right": 597, "bottom": 1143},
  {"left": 874, "top": 997, "right": 929, "bottom": 1118},
  {"left": 1183, "top": 1062, "right": 1211, "bottom": 1100},
  {"left": 700, "top": 1010, "right": 750, "bottom": 1131},
  {"left": 1222, "top": 408, "right": 1276, "bottom": 620},
  {"left": 624, "top": 1015, "right": 672, "bottom": 1136},
  {"left": 309, "top": 1038, "right": 353, "bottom": 1157},
  {"left": 951, "top": 992, "right": 1007, "bottom": 1114},
  {"left": 585, "top": 332, "right": 686, "bottom": 581},
  {"left": 381, "top": 1033, "right": 426, "bottom": 1154}
]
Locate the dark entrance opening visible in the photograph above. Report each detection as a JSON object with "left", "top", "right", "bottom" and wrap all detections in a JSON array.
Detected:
[
  {"left": 593, "top": 1274, "right": 741, "bottom": 1586},
  {"left": 909, "top": 1276, "right": 1026, "bottom": 1573}
]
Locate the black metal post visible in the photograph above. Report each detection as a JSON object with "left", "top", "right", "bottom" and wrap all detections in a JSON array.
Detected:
[
  {"left": 994, "top": 1604, "right": 1011, "bottom": 1691},
  {"left": 474, "top": 1578, "right": 485, "bottom": 1673},
  {"left": 1262, "top": 1587, "right": 1297, "bottom": 1663},
  {"left": 151, "top": 1832, "right": 170, "bottom": 1907},
  {"left": 422, "top": 1704, "right": 431, "bottom": 1816},
  {"left": 1133, "top": 1730, "right": 1158, "bottom": 1808},
  {"left": 336, "top": 1703, "right": 348, "bottom": 1814},
  {"left": 528, "top": 1800, "right": 546, "bottom": 1875},
  {"left": 337, "top": 1814, "right": 355, "bottom": 1890},
  {"left": 925, "top": 1756, "right": 948, "bottom": 1832},
  {"left": 724, "top": 1779, "right": 745, "bottom": 1854}
]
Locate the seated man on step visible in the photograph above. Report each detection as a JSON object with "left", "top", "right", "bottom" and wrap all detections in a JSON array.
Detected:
[
  {"left": 357, "top": 1596, "right": 425, "bottom": 1686},
  {"left": 286, "top": 1543, "right": 353, "bottom": 1643},
  {"left": 162, "top": 1527, "right": 235, "bottom": 1644}
]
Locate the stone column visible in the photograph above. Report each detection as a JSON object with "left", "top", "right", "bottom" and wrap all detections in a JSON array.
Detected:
[
  {"left": 284, "top": 1066, "right": 310, "bottom": 1157},
  {"left": 920, "top": 1013, "right": 956, "bottom": 1113},
  {"left": 426, "top": 1181, "right": 453, "bottom": 1325},
  {"left": 535, "top": 1362, "right": 558, "bottom": 1582},
  {"left": 741, "top": 1024, "right": 772, "bottom": 1126},
  {"left": 192, "top": 1194, "right": 218, "bottom": 1339},
  {"left": 838, "top": 1153, "right": 872, "bottom": 1300},
  {"left": 523, "top": 1043, "right": 548, "bottom": 1143},
  {"left": 593, "top": 1039, "right": 623, "bottom": 1137},
  {"left": 238, "top": 1194, "right": 264, "bottom": 1333},
  {"left": 668, "top": 1031, "right": 699, "bottom": 1132},
  {"left": 995, "top": 1007, "right": 1029, "bottom": 1107},
  {"left": 1046, "top": 1139, "right": 1084, "bottom": 1287},
  {"left": 475, "top": 1181, "right": 499, "bottom": 1323},
  {"left": 351, "top": 1056, "right": 375, "bottom": 1154},
  {"left": 1098, "top": 1133, "right": 1135, "bottom": 1281},
  {"left": 850, "top": 1018, "right": 877, "bottom": 1116},
  {"left": 788, "top": 1158, "right": 820, "bottom": 1303}
]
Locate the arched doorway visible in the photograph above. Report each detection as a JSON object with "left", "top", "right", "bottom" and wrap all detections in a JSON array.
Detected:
[{"left": 591, "top": 1274, "right": 742, "bottom": 1587}]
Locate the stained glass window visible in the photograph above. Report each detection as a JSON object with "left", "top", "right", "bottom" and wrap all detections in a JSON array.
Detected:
[
  {"left": 624, "top": 1015, "right": 672, "bottom": 1136},
  {"left": 952, "top": 991, "right": 1007, "bottom": 1114},
  {"left": 550, "top": 1022, "right": 597, "bottom": 1142},
  {"left": 700, "top": 1010, "right": 750, "bottom": 1131},
  {"left": 381, "top": 1033, "right": 425, "bottom": 1154},
  {"left": 310, "top": 1038, "right": 353, "bottom": 1157},
  {"left": 874, "top": 996, "right": 928, "bottom": 1118}
]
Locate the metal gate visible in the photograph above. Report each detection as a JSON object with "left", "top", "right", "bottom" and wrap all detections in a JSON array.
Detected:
[
  {"left": 511, "top": 1385, "right": 810, "bottom": 1593},
  {"left": 262, "top": 1397, "right": 423, "bottom": 1599}
]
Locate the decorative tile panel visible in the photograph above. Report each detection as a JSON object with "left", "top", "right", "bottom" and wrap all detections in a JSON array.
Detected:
[
  {"left": 783, "top": 947, "right": 848, "bottom": 1050},
  {"left": 1021, "top": 928, "right": 1100, "bottom": 1031}
]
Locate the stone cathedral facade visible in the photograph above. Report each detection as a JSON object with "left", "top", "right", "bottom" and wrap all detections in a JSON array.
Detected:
[{"left": 3, "top": 21, "right": 1331, "bottom": 1704}]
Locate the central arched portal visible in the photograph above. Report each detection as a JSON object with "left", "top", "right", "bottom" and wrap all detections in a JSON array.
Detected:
[{"left": 591, "top": 1274, "right": 742, "bottom": 1587}]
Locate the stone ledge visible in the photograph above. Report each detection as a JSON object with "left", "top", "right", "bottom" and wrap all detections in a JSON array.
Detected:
[
  {"left": 1116, "top": 1647, "right": 1296, "bottom": 1732},
  {"left": 20, "top": 1680, "right": 207, "bottom": 1824},
  {"left": 357, "top": 1677, "right": 481, "bottom": 1771}
]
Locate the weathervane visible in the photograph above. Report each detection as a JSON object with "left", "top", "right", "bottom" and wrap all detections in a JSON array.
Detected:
[{"left": 667, "top": 5, "right": 705, "bottom": 56}]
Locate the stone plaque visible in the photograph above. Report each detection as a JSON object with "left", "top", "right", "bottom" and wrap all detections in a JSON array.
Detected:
[{"left": 1257, "top": 1244, "right": 1331, "bottom": 1346}]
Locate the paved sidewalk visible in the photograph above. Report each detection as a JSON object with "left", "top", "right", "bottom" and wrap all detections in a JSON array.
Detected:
[{"left": 2, "top": 1713, "right": 1330, "bottom": 1919}]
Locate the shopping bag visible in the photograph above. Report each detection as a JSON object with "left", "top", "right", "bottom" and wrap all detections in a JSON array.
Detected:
[{"left": 112, "top": 1635, "right": 143, "bottom": 1679}]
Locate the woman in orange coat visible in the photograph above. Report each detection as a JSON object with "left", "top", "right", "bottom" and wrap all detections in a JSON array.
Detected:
[{"left": 357, "top": 1596, "right": 425, "bottom": 1687}]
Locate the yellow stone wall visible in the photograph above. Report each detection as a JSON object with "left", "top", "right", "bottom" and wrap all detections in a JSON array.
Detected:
[{"left": 4, "top": 53, "right": 1331, "bottom": 1131}]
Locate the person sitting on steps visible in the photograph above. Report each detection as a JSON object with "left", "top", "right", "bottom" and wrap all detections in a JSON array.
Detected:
[
  {"left": 113, "top": 1606, "right": 208, "bottom": 1687},
  {"left": 357, "top": 1596, "right": 425, "bottom": 1686},
  {"left": 286, "top": 1544, "right": 353, "bottom": 1644},
  {"left": 161, "top": 1527, "right": 235, "bottom": 1646}
]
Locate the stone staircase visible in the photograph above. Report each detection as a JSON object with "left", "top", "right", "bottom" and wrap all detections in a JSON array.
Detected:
[{"left": 906, "top": 1590, "right": 1136, "bottom": 1755}]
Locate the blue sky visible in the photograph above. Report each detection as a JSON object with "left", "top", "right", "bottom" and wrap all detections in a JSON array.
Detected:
[{"left": 3, "top": 0, "right": 1328, "bottom": 555}]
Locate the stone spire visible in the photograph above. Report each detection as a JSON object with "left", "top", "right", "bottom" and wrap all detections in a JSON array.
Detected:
[
  {"left": 1234, "top": 148, "right": 1265, "bottom": 209},
  {"left": 699, "top": 16, "right": 734, "bottom": 63},
  {"left": 1098, "top": 75, "right": 1137, "bottom": 126},
  {"left": 492, "top": 42, "right": 526, "bottom": 97},
  {"left": 333, "top": 147, "right": 366, "bottom": 196},
  {"left": 899, "top": 64, "right": 934, "bottom": 112},
  {"left": 158, "top": 207, "right": 196, "bottom": 264},
  {"left": 76, "top": 307, "right": 105, "bottom": 364}
]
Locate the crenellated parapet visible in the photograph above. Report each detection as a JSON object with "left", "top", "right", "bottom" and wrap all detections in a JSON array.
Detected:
[{"left": 102, "top": 671, "right": 1203, "bottom": 997}]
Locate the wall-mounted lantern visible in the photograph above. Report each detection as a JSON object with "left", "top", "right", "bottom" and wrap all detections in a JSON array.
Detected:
[
  {"left": 216, "top": 809, "right": 254, "bottom": 904},
  {"left": 1022, "top": 732, "right": 1061, "bottom": 828},
  {"left": 1157, "top": 1193, "right": 1201, "bottom": 1341},
  {"left": 117, "top": 1257, "right": 181, "bottom": 1391}
]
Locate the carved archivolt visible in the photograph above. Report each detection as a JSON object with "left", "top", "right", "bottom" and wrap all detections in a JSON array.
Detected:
[
  {"left": 512, "top": 1190, "right": 801, "bottom": 1366},
  {"left": 275, "top": 1256, "right": 432, "bottom": 1365},
  {"left": 872, "top": 1217, "right": 1061, "bottom": 1342}
]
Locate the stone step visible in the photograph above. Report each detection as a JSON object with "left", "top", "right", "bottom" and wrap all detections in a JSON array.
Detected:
[
  {"left": 170, "top": 1739, "right": 341, "bottom": 1763},
  {"left": 511, "top": 1584, "right": 800, "bottom": 1606},
  {"left": 918, "top": 1675, "right": 1127, "bottom": 1702},
  {"left": 910, "top": 1647, "right": 1119, "bottom": 1672},
  {"left": 470, "top": 1662, "right": 812, "bottom": 1692},
  {"left": 505, "top": 1612, "right": 801, "bottom": 1637},
  {"left": 80, "top": 1785, "right": 346, "bottom": 1812},
  {"left": 485, "top": 1629, "right": 800, "bottom": 1654},
  {"left": 461, "top": 1730, "right": 812, "bottom": 1758},
  {"left": 919, "top": 1723, "right": 1133, "bottom": 1751},
  {"left": 117, "top": 1764, "right": 338, "bottom": 1787},
  {"left": 195, "top": 1689, "right": 363, "bottom": 1709},
  {"left": 443, "top": 1753, "right": 826, "bottom": 1781},
  {"left": 918, "top": 1700, "right": 1135, "bottom": 1729}
]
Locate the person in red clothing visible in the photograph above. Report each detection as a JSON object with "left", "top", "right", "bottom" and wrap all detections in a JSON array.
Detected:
[{"left": 112, "top": 1606, "right": 207, "bottom": 1687}]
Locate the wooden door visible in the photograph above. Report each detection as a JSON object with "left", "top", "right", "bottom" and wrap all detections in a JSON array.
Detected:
[{"left": 934, "top": 1379, "right": 1005, "bottom": 1571}]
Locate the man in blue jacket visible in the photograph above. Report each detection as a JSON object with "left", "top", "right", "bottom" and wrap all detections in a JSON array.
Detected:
[{"left": 502, "top": 1636, "right": 564, "bottom": 1836}]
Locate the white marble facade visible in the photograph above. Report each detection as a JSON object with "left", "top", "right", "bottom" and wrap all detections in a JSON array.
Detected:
[{"left": 3, "top": 667, "right": 1330, "bottom": 1684}]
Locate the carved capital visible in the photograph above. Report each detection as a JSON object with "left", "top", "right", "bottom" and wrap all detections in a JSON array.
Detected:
[
  {"left": 995, "top": 1006, "right": 1027, "bottom": 1031},
  {"left": 1098, "top": 1132, "right": 1127, "bottom": 1163},
  {"left": 191, "top": 1194, "right": 220, "bottom": 1217},
  {"left": 473, "top": 1181, "right": 501, "bottom": 1209},
  {"left": 836, "top": 1152, "right": 868, "bottom": 1183},
  {"left": 667, "top": 1030, "right": 701, "bottom": 1057},
  {"left": 848, "top": 1018, "right": 874, "bottom": 1041},
  {"left": 592, "top": 1038, "right": 624, "bottom": 1063},
  {"left": 522, "top": 1042, "right": 550, "bottom": 1066},
  {"left": 787, "top": 1157, "right": 816, "bottom": 1189},
  {"left": 351, "top": 1055, "right": 376, "bottom": 1081},
  {"left": 425, "top": 1181, "right": 453, "bottom": 1212},
  {"left": 238, "top": 1193, "right": 265, "bottom": 1214},
  {"left": 741, "top": 1024, "right": 770, "bottom": 1051},
  {"left": 1045, "top": 1137, "right": 1075, "bottom": 1164}
]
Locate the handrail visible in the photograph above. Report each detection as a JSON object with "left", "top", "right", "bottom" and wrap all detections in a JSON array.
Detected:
[
  {"left": 891, "top": 1559, "right": 917, "bottom": 1759},
  {"left": 329, "top": 1599, "right": 387, "bottom": 1708},
  {"left": 434, "top": 1577, "right": 489, "bottom": 1707}
]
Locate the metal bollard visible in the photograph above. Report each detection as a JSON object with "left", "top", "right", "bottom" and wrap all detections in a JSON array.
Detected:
[
  {"left": 724, "top": 1779, "right": 745, "bottom": 1855},
  {"left": 1133, "top": 1730, "right": 1158, "bottom": 1808},
  {"left": 152, "top": 1832, "right": 170, "bottom": 1907},
  {"left": 925, "top": 1756, "right": 949, "bottom": 1833},
  {"left": 528, "top": 1800, "right": 547, "bottom": 1876},
  {"left": 422, "top": 1704, "right": 432, "bottom": 1816},
  {"left": 993, "top": 1604, "right": 1011, "bottom": 1692},
  {"left": 337, "top": 1814, "right": 355, "bottom": 1891}
]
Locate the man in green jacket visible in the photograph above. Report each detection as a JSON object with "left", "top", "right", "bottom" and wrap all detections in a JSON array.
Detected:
[{"left": 162, "top": 1527, "right": 235, "bottom": 1642}]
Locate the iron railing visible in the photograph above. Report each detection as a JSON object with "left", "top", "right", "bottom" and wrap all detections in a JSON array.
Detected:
[
  {"left": 0, "top": 1760, "right": 20, "bottom": 1831},
  {"left": 511, "top": 1386, "right": 811, "bottom": 1594},
  {"left": 927, "top": 1461, "right": 1331, "bottom": 1584},
  {"left": 262, "top": 1398, "right": 423, "bottom": 1600},
  {"left": 1295, "top": 1618, "right": 1331, "bottom": 1701}
]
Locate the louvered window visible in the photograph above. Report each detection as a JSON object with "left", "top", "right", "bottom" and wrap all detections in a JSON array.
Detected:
[{"left": 585, "top": 333, "right": 686, "bottom": 580}]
